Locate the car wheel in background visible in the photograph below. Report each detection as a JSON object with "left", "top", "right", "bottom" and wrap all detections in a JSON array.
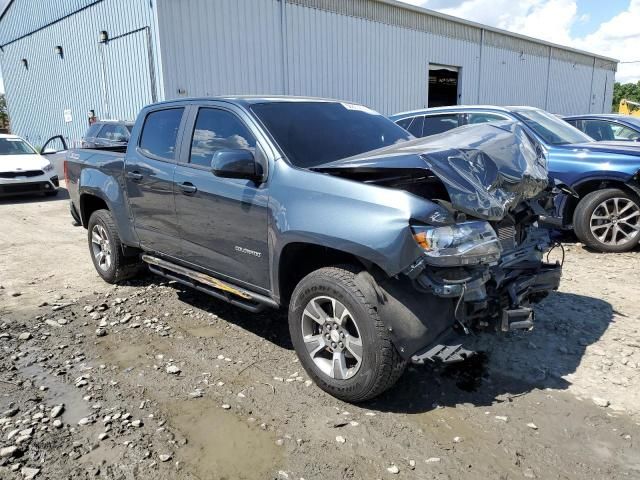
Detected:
[
  {"left": 573, "top": 188, "right": 640, "bottom": 253},
  {"left": 87, "top": 209, "right": 143, "bottom": 283},
  {"left": 288, "top": 265, "right": 406, "bottom": 402}
]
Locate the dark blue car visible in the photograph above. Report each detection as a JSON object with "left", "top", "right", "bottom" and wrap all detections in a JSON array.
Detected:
[
  {"left": 390, "top": 106, "right": 640, "bottom": 253},
  {"left": 564, "top": 114, "right": 640, "bottom": 143}
]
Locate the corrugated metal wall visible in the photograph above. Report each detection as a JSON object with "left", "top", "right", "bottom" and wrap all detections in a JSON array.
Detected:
[
  {"left": 156, "top": 0, "right": 615, "bottom": 116},
  {"left": 0, "top": 0, "right": 162, "bottom": 147},
  {"left": 0, "top": 0, "right": 617, "bottom": 147}
]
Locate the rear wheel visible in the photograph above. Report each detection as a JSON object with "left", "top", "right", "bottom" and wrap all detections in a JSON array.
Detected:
[
  {"left": 87, "top": 209, "right": 143, "bottom": 283},
  {"left": 573, "top": 188, "right": 640, "bottom": 252},
  {"left": 288, "top": 265, "right": 406, "bottom": 402}
]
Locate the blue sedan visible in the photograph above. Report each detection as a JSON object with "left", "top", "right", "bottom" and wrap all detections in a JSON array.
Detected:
[
  {"left": 390, "top": 106, "right": 640, "bottom": 253},
  {"left": 563, "top": 114, "right": 640, "bottom": 142}
]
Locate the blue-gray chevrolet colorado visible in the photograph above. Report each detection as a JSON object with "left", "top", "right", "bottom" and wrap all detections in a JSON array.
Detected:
[{"left": 64, "top": 97, "right": 562, "bottom": 402}]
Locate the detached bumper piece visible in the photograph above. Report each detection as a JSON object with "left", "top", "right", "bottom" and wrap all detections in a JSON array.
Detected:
[
  {"left": 501, "top": 307, "right": 534, "bottom": 332},
  {"left": 411, "top": 340, "right": 475, "bottom": 365}
]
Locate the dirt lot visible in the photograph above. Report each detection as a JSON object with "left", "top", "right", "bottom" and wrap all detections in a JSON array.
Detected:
[{"left": 1, "top": 188, "right": 640, "bottom": 480}]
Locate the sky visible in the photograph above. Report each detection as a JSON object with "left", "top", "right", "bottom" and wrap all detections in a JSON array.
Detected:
[{"left": 401, "top": 0, "right": 640, "bottom": 83}]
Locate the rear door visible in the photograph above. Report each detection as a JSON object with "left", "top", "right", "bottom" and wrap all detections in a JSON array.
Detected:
[
  {"left": 173, "top": 104, "right": 270, "bottom": 291},
  {"left": 125, "top": 106, "right": 186, "bottom": 257}
]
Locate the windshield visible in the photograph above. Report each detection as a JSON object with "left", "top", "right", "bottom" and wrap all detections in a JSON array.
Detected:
[
  {"left": 0, "top": 138, "right": 36, "bottom": 156},
  {"left": 251, "top": 102, "right": 411, "bottom": 168},
  {"left": 512, "top": 109, "right": 592, "bottom": 145}
]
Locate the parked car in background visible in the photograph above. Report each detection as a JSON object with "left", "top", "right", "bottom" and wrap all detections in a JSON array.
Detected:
[
  {"left": 82, "top": 120, "right": 134, "bottom": 148},
  {"left": 61, "top": 97, "right": 562, "bottom": 402},
  {"left": 390, "top": 106, "right": 640, "bottom": 253},
  {"left": 0, "top": 134, "right": 59, "bottom": 197},
  {"left": 564, "top": 114, "right": 640, "bottom": 142}
]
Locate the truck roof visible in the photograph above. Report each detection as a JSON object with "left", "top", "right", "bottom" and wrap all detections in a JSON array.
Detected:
[{"left": 151, "top": 95, "right": 353, "bottom": 108}]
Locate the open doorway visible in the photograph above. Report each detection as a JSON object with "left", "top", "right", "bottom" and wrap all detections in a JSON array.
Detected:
[{"left": 428, "top": 64, "right": 459, "bottom": 107}]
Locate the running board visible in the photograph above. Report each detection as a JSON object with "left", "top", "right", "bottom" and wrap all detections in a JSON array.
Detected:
[{"left": 141, "top": 255, "right": 279, "bottom": 313}]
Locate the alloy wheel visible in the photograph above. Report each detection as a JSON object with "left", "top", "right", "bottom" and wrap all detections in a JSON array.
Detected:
[
  {"left": 589, "top": 197, "right": 640, "bottom": 247},
  {"left": 91, "top": 224, "right": 112, "bottom": 271},
  {"left": 300, "top": 296, "right": 363, "bottom": 380}
]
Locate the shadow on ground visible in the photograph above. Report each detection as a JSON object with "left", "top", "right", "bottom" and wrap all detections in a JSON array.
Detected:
[
  {"left": 0, "top": 187, "right": 70, "bottom": 205},
  {"left": 124, "top": 275, "right": 613, "bottom": 414}
]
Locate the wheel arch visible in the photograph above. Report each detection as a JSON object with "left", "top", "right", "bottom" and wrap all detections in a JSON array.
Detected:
[
  {"left": 561, "top": 175, "right": 640, "bottom": 226},
  {"left": 275, "top": 241, "right": 383, "bottom": 306}
]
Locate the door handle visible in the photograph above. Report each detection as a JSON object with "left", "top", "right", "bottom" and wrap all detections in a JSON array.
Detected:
[
  {"left": 178, "top": 182, "right": 197, "bottom": 195},
  {"left": 127, "top": 171, "right": 143, "bottom": 182}
]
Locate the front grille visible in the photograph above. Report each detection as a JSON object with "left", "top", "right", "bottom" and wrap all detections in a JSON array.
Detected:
[
  {"left": 0, "top": 170, "right": 44, "bottom": 178},
  {"left": 0, "top": 181, "right": 50, "bottom": 195}
]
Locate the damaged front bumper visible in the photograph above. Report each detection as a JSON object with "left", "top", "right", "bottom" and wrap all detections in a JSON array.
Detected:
[{"left": 370, "top": 227, "right": 562, "bottom": 363}]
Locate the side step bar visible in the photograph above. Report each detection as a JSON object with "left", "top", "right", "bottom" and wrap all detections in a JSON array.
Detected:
[{"left": 141, "top": 255, "right": 279, "bottom": 313}]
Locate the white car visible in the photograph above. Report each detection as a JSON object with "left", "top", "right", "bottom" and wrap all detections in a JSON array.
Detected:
[{"left": 0, "top": 134, "right": 59, "bottom": 197}]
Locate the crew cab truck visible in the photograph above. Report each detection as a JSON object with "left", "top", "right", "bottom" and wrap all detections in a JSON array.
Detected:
[{"left": 64, "top": 97, "right": 562, "bottom": 402}]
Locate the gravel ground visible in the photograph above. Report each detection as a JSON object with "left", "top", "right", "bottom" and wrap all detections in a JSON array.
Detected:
[{"left": 1, "top": 188, "right": 640, "bottom": 480}]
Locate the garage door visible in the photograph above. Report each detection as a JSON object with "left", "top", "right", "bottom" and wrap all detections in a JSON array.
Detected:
[{"left": 99, "top": 27, "right": 157, "bottom": 121}]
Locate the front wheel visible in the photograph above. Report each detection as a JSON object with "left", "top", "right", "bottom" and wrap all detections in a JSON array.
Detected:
[
  {"left": 288, "top": 265, "right": 406, "bottom": 402},
  {"left": 87, "top": 209, "right": 143, "bottom": 283},
  {"left": 573, "top": 188, "right": 640, "bottom": 253}
]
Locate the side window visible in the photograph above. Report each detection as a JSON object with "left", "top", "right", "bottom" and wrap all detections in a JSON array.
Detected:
[
  {"left": 139, "top": 108, "right": 184, "bottom": 159},
  {"left": 467, "top": 112, "right": 510, "bottom": 124},
  {"left": 406, "top": 116, "right": 425, "bottom": 137},
  {"left": 189, "top": 108, "right": 256, "bottom": 167},
  {"left": 396, "top": 117, "right": 413, "bottom": 130},
  {"left": 565, "top": 119, "right": 579, "bottom": 128},
  {"left": 582, "top": 119, "right": 616, "bottom": 141},
  {"left": 422, "top": 114, "right": 461, "bottom": 137},
  {"left": 611, "top": 124, "right": 640, "bottom": 141},
  {"left": 84, "top": 124, "right": 102, "bottom": 138}
]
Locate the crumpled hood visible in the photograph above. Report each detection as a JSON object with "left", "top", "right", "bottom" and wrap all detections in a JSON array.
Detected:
[{"left": 314, "top": 122, "right": 549, "bottom": 221}]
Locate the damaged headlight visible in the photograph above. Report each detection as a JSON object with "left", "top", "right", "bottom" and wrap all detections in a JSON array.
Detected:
[{"left": 411, "top": 220, "right": 501, "bottom": 266}]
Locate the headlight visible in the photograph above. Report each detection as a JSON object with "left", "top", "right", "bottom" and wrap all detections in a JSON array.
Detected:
[
  {"left": 411, "top": 220, "right": 501, "bottom": 266},
  {"left": 43, "top": 163, "right": 54, "bottom": 172}
]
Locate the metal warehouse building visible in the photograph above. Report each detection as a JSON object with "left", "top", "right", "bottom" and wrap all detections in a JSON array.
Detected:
[{"left": 0, "top": 0, "right": 618, "bottom": 147}]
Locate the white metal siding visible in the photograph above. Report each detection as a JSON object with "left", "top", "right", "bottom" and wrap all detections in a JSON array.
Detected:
[
  {"left": 0, "top": 0, "right": 162, "bottom": 146},
  {"left": 155, "top": 0, "right": 284, "bottom": 99},
  {"left": 0, "top": 0, "right": 618, "bottom": 147},
  {"left": 479, "top": 46, "right": 549, "bottom": 108},
  {"left": 547, "top": 59, "right": 594, "bottom": 114}
]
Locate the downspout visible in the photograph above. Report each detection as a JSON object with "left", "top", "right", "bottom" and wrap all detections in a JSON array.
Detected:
[
  {"left": 477, "top": 28, "right": 484, "bottom": 104},
  {"left": 544, "top": 46, "right": 552, "bottom": 110},
  {"left": 98, "top": 42, "right": 110, "bottom": 119},
  {"left": 587, "top": 57, "right": 596, "bottom": 113},
  {"left": 279, "top": 0, "right": 289, "bottom": 95}
]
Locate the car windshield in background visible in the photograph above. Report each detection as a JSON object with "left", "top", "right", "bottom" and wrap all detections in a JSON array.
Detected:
[
  {"left": 513, "top": 109, "right": 592, "bottom": 146},
  {"left": 0, "top": 138, "right": 36, "bottom": 156},
  {"left": 251, "top": 102, "right": 412, "bottom": 168}
]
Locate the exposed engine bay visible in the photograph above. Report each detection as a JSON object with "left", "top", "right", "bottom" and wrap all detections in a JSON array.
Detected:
[{"left": 314, "top": 122, "right": 563, "bottom": 362}]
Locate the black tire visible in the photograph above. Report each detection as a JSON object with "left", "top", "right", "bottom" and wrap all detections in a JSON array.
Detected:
[
  {"left": 87, "top": 209, "right": 143, "bottom": 283},
  {"left": 573, "top": 188, "right": 640, "bottom": 253},
  {"left": 288, "top": 265, "right": 406, "bottom": 402},
  {"left": 69, "top": 202, "right": 81, "bottom": 225}
]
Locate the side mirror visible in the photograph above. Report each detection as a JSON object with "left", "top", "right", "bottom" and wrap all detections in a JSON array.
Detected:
[{"left": 211, "top": 149, "right": 260, "bottom": 181}]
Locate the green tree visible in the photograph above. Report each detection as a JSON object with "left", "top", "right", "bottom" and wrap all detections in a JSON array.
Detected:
[
  {"left": 612, "top": 81, "right": 640, "bottom": 111},
  {"left": 0, "top": 94, "right": 8, "bottom": 129}
]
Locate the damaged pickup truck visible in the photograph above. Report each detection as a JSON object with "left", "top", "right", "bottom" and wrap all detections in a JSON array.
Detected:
[{"left": 64, "top": 97, "right": 562, "bottom": 402}]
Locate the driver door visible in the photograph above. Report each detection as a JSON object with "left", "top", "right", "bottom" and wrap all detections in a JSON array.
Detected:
[
  {"left": 40, "top": 135, "right": 69, "bottom": 179},
  {"left": 173, "top": 105, "right": 270, "bottom": 291}
]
